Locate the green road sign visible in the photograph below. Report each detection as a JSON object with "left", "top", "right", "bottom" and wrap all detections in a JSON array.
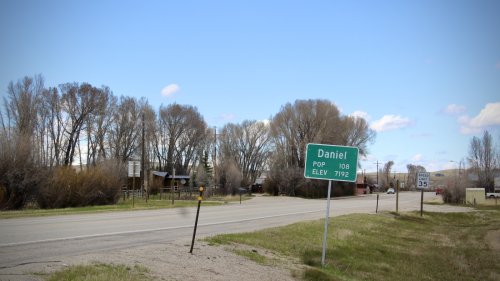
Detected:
[{"left": 304, "top": 143, "right": 359, "bottom": 182}]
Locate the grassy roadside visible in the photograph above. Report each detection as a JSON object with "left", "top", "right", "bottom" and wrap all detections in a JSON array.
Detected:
[
  {"left": 207, "top": 207, "right": 500, "bottom": 281},
  {"left": 0, "top": 194, "right": 255, "bottom": 219},
  {"left": 0, "top": 197, "right": 224, "bottom": 219},
  {"left": 41, "top": 263, "right": 150, "bottom": 281}
]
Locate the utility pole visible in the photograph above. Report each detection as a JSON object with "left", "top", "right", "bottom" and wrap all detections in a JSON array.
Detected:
[
  {"left": 214, "top": 126, "right": 217, "bottom": 189},
  {"left": 374, "top": 160, "right": 381, "bottom": 187},
  {"left": 141, "top": 112, "right": 145, "bottom": 197}
]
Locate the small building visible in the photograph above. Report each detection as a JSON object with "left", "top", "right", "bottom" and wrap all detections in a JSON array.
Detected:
[
  {"left": 252, "top": 173, "right": 267, "bottom": 193},
  {"left": 356, "top": 174, "right": 369, "bottom": 195},
  {"left": 465, "top": 188, "right": 485, "bottom": 205},
  {"left": 152, "top": 171, "right": 191, "bottom": 191}
]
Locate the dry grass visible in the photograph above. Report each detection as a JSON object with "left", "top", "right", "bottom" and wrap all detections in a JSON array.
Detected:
[
  {"left": 44, "top": 263, "right": 150, "bottom": 281},
  {"left": 208, "top": 208, "right": 500, "bottom": 281}
]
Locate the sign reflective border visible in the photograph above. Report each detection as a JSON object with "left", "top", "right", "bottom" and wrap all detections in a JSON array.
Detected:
[
  {"left": 304, "top": 143, "right": 358, "bottom": 182},
  {"left": 416, "top": 172, "right": 430, "bottom": 189}
]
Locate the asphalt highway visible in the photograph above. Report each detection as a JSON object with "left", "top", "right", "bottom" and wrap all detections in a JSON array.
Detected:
[{"left": 0, "top": 192, "right": 436, "bottom": 269}]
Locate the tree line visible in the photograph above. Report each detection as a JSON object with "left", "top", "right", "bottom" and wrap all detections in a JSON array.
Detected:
[
  {"left": 375, "top": 130, "right": 499, "bottom": 201},
  {"left": 0, "top": 75, "right": 376, "bottom": 209}
]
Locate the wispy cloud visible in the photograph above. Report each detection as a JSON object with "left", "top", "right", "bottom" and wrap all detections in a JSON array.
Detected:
[
  {"left": 370, "top": 115, "right": 412, "bottom": 132},
  {"left": 220, "top": 113, "right": 236, "bottom": 122},
  {"left": 161, "top": 84, "right": 180, "bottom": 97},
  {"left": 459, "top": 102, "right": 500, "bottom": 134},
  {"left": 444, "top": 104, "right": 466, "bottom": 115},
  {"left": 258, "top": 119, "right": 271, "bottom": 125},
  {"left": 350, "top": 110, "right": 371, "bottom": 121},
  {"left": 412, "top": 154, "right": 423, "bottom": 161}
]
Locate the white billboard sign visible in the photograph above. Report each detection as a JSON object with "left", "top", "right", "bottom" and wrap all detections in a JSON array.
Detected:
[{"left": 128, "top": 161, "right": 140, "bottom": 177}]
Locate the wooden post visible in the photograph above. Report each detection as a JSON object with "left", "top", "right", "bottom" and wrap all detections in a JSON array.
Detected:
[
  {"left": 420, "top": 189, "right": 424, "bottom": 217},
  {"left": 189, "top": 187, "right": 204, "bottom": 254},
  {"left": 396, "top": 179, "right": 399, "bottom": 213},
  {"left": 171, "top": 168, "right": 175, "bottom": 205}
]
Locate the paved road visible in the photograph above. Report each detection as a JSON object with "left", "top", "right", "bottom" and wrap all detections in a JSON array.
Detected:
[{"left": 0, "top": 192, "right": 443, "bottom": 269}]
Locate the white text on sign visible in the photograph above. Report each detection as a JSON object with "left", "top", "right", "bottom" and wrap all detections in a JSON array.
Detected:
[
  {"left": 312, "top": 161, "right": 328, "bottom": 176},
  {"left": 317, "top": 149, "right": 347, "bottom": 159}
]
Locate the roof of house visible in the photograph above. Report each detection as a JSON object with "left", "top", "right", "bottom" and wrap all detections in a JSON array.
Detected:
[{"left": 152, "top": 171, "right": 190, "bottom": 179}]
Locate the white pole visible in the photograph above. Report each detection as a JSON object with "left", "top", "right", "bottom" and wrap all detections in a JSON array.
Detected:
[{"left": 321, "top": 180, "right": 332, "bottom": 267}]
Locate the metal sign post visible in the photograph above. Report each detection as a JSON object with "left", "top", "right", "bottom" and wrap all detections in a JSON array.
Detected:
[
  {"left": 128, "top": 161, "right": 140, "bottom": 208},
  {"left": 321, "top": 180, "right": 332, "bottom": 266},
  {"left": 416, "top": 172, "right": 430, "bottom": 217},
  {"left": 304, "top": 143, "right": 358, "bottom": 267}
]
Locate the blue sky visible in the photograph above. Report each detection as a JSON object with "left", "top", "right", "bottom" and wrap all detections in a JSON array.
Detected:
[{"left": 1, "top": 0, "right": 499, "bottom": 173}]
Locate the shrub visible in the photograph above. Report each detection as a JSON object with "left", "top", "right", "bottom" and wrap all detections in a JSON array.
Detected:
[
  {"left": 148, "top": 179, "right": 162, "bottom": 195},
  {"left": 263, "top": 177, "right": 279, "bottom": 196},
  {"left": 0, "top": 134, "right": 47, "bottom": 210},
  {"left": 37, "top": 161, "right": 125, "bottom": 209},
  {"left": 441, "top": 182, "right": 466, "bottom": 204},
  {"left": 264, "top": 168, "right": 355, "bottom": 198}
]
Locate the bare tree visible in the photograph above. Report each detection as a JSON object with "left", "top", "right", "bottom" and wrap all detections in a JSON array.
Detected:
[
  {"left": 140, "top": 103, "right": 157, "bottom": 177},
  {"left": 341, "top": 116, "right": 376, "bottom": 157},
  {"left": 59, "top": 83, "right": 107, "bottom": 166},
  {"left": 219, "top": 120, "right": 271, "bottom": 187},
  {"left": 380, "top": 161, "right": 394, "bottom": 188},
  {"left": 406, "top": 164, "right": 426, "bottom": 190},
  {"left": 4, "top": 75, "right": 44, "bottom": 136},
  {"left": 155, "top": 104, "right": 207, "bottom": 175},
  {"left": 0, "top": 75, "right": 45, "bottom": 209},
  {"left": 268, "top": 99, "right": 375, "bottom": 196},
  {"left": 40, "top": 87, "right": 65, "bottom": 167},
  {"left": 86, "top": 87, "right": 116, "bottom": 166},
  {"left": 109, "top": 96, "right": 146, "bottom": 162},
  {"left": 219, "top": 158, "right": 243, "bottom": 195},
  {"left": 270, "top": 99, "right": 343, "bottom": 169},
  {"left": 468, "top": 130, "right": 498, "bottom": 192}
]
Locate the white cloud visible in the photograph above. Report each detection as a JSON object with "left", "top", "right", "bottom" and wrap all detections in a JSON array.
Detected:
[
  {"left": 220, "top": 113, "right": 236, "bottom": 122},
  {"left": 161, "top": 84, "right": 180, "bottom": 97},
  {"left": 459, "top": 102, "right": 500, "bottom": 134},
  {"left": 350, "top": 111, "right": 371, "bottom": 121},
  {"left": 468, "top": 103, "right": 500, "bottom": 127},
  {"left": 258, "top": 119, "right": 271, "bottom": 126},
  {"left": 412, "top": 154, "right": 423, "bottom": 161},
  {"left": 444, "top": 104, "right": 466, "bottom": 115},
  {"left": 370, "top": 115, "right": 412, "bottom": 132}
]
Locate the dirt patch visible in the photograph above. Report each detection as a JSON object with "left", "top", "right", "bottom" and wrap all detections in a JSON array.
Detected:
[
  {"left": 485, "top": 229, "right": 500, "bottom": 250},
  {"left": 2, "top": 240, "right": 299, "bottom": 281}
]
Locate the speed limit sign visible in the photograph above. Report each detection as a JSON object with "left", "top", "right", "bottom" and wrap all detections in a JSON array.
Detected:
[{"left": 416, "top": 172, "right": 430, "bottom": 189}]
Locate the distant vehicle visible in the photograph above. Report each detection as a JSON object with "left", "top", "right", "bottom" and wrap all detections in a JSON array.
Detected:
[
  {"left": 486, "top": 188, "right": 500, "bottom": 198},
  {"left": 435, "top": 187, "right": 443, "bottom": 195},
  {"left": 386, "top": 188, "right": 395, "bottom": 194}
]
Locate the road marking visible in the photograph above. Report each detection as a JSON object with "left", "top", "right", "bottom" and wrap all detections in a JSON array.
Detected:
[{"left": 0, "top": 209, "right": 322, "bottom": 248}]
